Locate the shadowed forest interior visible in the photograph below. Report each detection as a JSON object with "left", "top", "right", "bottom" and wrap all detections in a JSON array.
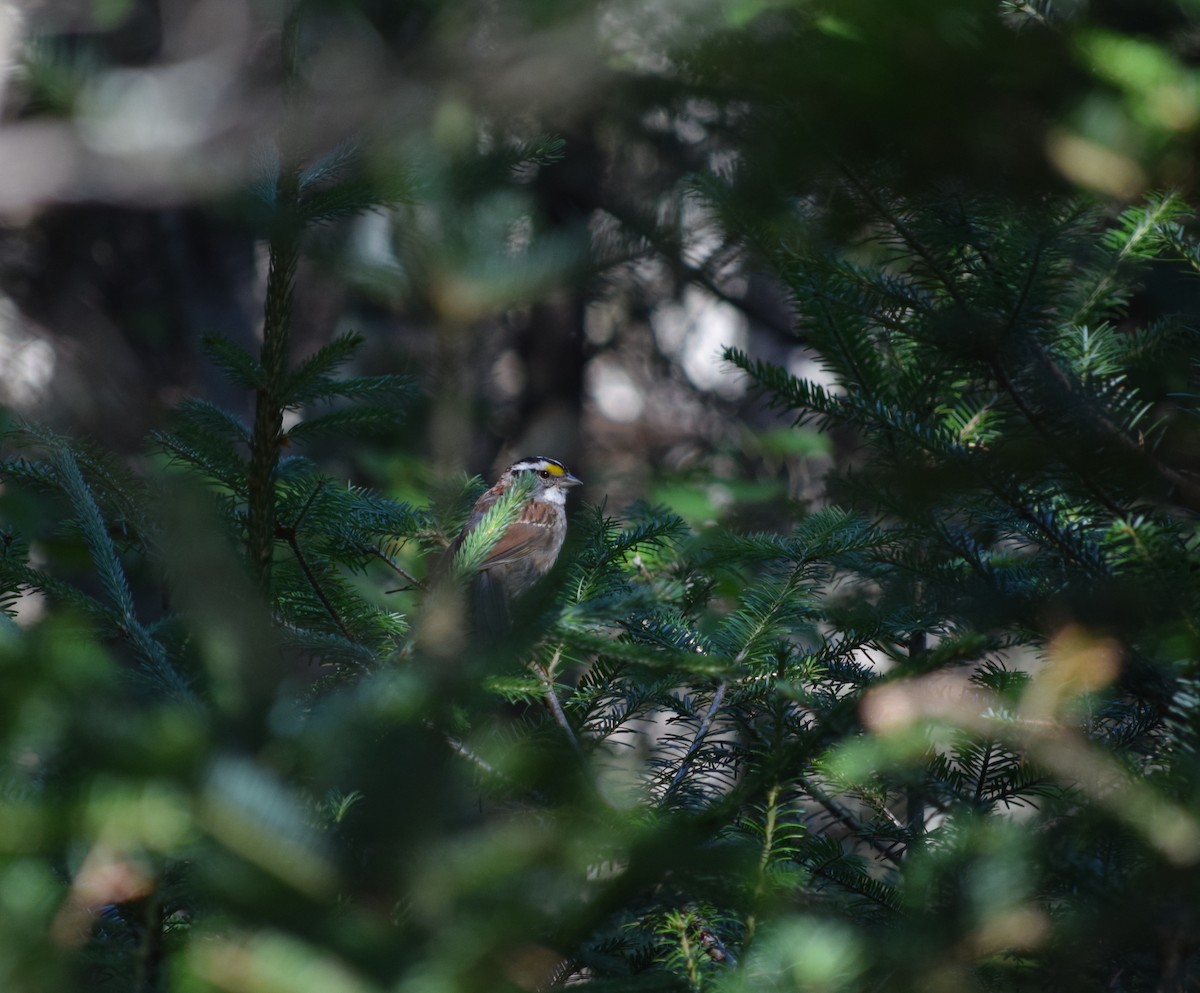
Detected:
[{"left": 4, "top": 1, "right": 1200, "bottom": 991}]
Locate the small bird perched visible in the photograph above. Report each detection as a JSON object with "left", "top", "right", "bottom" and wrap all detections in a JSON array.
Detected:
[{"left": 448, "top": 456, "right": 582, "bottom": 632}]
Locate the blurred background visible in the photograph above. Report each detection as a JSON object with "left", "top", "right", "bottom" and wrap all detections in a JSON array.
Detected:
[
  {"left": 0, "top": 0, "right": 798, "bottom": 523},
  {"left": 9, "top": 0, "right": 1195, "bottom": 526}
]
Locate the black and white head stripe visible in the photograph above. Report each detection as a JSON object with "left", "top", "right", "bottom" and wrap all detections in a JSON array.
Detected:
[
  {"left": 513, "top": 456, "right": 567, "bottom": 476},
  {"left": 509, "top": 457, "right": 582, "bottom": 486}
]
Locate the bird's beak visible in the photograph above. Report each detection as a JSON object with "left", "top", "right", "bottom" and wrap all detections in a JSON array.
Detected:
[{"left": 564, "top": 471, "right": 583, "bottom": 487}]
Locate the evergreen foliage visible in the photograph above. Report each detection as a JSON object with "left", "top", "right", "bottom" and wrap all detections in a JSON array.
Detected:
[
  {"left": 9, "top": 176, "right": 1200, "bottom": 992},
  {"left": 5, "top": 5, "right": 1200, "bottom": 993}
]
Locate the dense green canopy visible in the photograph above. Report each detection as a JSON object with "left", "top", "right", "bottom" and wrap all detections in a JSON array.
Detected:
[{"left": 3, "top": 2, "right": 1200, "bottom": 991}]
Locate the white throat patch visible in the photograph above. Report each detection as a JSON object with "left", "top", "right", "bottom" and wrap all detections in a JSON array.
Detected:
[{"left": 536, "top": 486, "right": 568, "bottom": 506}]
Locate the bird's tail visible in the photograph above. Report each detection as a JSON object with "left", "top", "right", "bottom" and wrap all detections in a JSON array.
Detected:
[{"left": 471, "top": 570, "right": 512, "bottom": 638}]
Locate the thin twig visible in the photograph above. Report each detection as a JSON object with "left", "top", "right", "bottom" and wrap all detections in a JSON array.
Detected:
[
  {"left": 797, "top": 774, "right": 902, "bottom": 864},
  {"left": 365, "top": 543, "right": 428, "bottom": 592},
  {"left": 531, "top": 648, "right": 583, "bottom": 757},
  {"left": 662, "top": 681, "right": 727, "bottom": 804},
  {"left": 280, "top": 528, "right": 355, "bottom": 643},
  {"left": 293, "top": 478, "right": 327, "bottom": 531},
  {"left": 441, "top": 728, "right": 500, "bottom": 778}
]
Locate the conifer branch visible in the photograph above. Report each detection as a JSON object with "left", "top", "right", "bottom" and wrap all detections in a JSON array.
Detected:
[
  {"left": 1003, "top": 232, "right": 1046, "bottom": 337},
  {"left": 989, "top": 356, "right": 1127, "bottom": 520},
  {"left": 48, "top": 443, "right": 193, "bottom": 702},
  {"left": 247, "top": 167, "right": 300, "bottom": 595},
  {"left": 973, "top": 741, "right": 995, "bottom": 807},
  {"left": 838, "top": 165, "right": 969, "bottom": 311},
  {"left": 809, "top": 864, "right": 898, "bottom": 911},
  {"left": 1027, "top": 341, "right": 1200, "bottom": 513},
  {"left": 743, "top": 781, "right": 781, "bottom": 952},
  {"left": 247, "top": 4, "right": 305, "bottom": 595}
]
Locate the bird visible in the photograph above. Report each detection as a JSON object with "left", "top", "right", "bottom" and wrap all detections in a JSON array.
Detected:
[{"left": 447, "top": 456, "right": 582, "bottom": 632}]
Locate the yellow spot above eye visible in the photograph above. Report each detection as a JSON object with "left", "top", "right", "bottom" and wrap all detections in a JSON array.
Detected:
[{"left": 543, "top": 463, "right": 565, "bottom": 476}]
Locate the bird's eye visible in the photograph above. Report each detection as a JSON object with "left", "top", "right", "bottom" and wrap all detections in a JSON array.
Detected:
[{"left": 539, "top": 470, "right": 550, "bottom": 479}]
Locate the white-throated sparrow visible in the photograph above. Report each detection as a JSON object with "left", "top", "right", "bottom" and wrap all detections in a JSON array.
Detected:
[{"left": 448, "top": 456, "right": 582, "bottom": 631}]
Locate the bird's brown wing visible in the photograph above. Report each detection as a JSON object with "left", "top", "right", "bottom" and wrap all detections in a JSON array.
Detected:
[
  {"left": 443, "top": 491, "right": 555, "bottom": 571},
  {"left": 477, "top": 503, "right": 559, "bottom": 570}
]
